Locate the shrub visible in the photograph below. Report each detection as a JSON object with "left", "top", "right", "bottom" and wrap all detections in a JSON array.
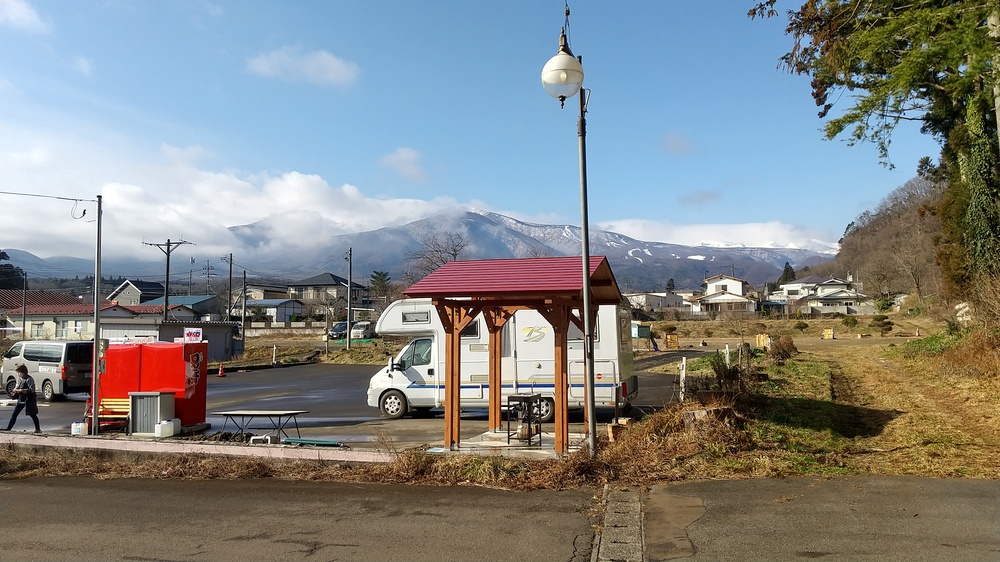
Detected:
[
  {"left": 841, "top": 316, "right": 859, "bottom": 331},
  {"left": 769, "top": 335, "right": 798, "bottom": 362},
  {"left": 793, "top": 321, "right": 809, "bottom": 334},
  {"left": 660, "top": 324, "right": 677, "bottom": 335},
  {"left": 874, "top": 296, "right": 895, "bottom": 312},
  {"left": 869, "top": 315, "right": 894, "bottom": 336}
]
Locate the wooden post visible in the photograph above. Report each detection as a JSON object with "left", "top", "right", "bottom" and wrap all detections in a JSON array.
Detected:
[
  {"left": 488, "top": 328, "right": 502, "bottom": 432},
  {"left": 552, "top": 306, "right": 570, "bottom": 454}
]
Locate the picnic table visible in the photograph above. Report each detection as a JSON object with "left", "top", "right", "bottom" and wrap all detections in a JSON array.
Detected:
[{"left": 211, "top": 410, "right": 308, "bottom": 440}]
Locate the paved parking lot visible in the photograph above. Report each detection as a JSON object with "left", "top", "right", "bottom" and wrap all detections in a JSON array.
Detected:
[{"left": 1, "top": 360, "right": 686, "bottom": 449}]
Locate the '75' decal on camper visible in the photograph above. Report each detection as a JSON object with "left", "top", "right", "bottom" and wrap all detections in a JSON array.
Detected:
[{"left": 521, "top": 327, "right": 548, "bottom": 343}]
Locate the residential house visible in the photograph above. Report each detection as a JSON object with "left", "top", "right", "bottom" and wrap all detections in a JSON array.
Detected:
[
  {"left": 3, "top": 302, "right": 197, "bottom": 341},
  {"left": 773, "top": 275, "right": 870, "bottom": 315},
  {"left": 0, "top": 289, "right": 83, "bottom": 334},
  {"left": 240, "top": 299, "right": 304, "bottom": 323},
  {"left": 144, "top": 295, "right": 220, "bottom": 319},
  {"left": 106, "top": 280, "right": 165, "bottom": 305},
  {"left": 624, "top": 292, "right": 686, "bottom": 313},
  {"left": 690, "top": 274, "right": 758, "bottom": 315},
  {"left": 286, "top": 272, "right": 369, "bottom": 317},
  {"left": 245, "top": 283, "right": 289, "bottom": 300}
]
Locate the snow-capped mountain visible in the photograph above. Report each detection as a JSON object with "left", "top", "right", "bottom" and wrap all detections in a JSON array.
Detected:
[{"left": 12, "top": 210, "right": 834, "bottom": 290}]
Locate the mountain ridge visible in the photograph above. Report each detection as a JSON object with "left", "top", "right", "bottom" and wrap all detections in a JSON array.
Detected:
[{"left": 7, "top": 210, "right": 834, "bottom": 291}]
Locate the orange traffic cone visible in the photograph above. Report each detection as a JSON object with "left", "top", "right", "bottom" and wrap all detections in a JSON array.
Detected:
[{"left": 217, "top": 363, "right": 226, "bottom": 378}]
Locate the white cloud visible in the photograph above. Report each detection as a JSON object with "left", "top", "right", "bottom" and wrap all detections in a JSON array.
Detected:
[
  {"left": 1, "top": 131, "right": 464, "bottom": 260},
  {"left": 595, "top": 218, "right": 838, "bottom": 253},
  {"left": 379, "top": 147, "right": 428, "bottom": 182},
  {"left": 247, "top": 46, "right": 360, "bottom": 87},
  {"left": 0, "top": 0, "right": 49, "bottom": 33}
]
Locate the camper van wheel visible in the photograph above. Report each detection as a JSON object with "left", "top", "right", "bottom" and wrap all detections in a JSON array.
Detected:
[
  {"left": 537, "top": 398, "right": 555, "bottom": 423},
  {"left": 380, "top": 390, "right": 407, "bottom": 419},
  {"left": 41, "top": 380, "right": 57, "bottom": 402},
  {"left": 4, "top": 378, "right": 15, "bottom": 398}
]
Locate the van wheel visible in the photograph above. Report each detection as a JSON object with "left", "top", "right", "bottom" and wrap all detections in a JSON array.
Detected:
[
  {"left": 536, "top": 398, "right": 555, "bottom": 423},
  {"left": 380, "top": 390, "right": 407, "bottom": 419},
  {"left": 4, "top": 378, "right": 15, "bottom": 398},
  {"left": 41, "top": 380, "right": 57, "bottom": 402}
]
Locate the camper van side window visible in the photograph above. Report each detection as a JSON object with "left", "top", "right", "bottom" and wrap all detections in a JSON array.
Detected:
[
  {"left": 460, "top": 320, "right": 479, "bottom": 339},
  {"left": 402, "top": 311, "right": 430, "bottom": 324}
]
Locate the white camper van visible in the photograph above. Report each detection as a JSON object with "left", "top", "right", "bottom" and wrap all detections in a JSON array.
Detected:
[{"left": 366, "top": 298, "right": 637, "bottom": 422}]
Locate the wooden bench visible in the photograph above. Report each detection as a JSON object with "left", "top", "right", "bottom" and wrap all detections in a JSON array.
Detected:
[{"left": 84, "top": 397, "right": 132, "bottom": 433}]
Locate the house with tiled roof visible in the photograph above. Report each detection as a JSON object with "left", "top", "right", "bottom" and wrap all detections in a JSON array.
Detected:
[
  {"left": 106, "top": 279, "right": 165, "bottom": 305},
  {"left": 143, "top": 295, "right": 219, "bottom": 317},
  {"left": 772, "top": 274, "right": 871, "bottom": 315},
  {"left": 285, "top": 272, "right": 369, "bottom": 317},
  {"left": 0, "top": 289, "right": 85, "bottom": 334},
  {"left": 3, "top": 302, "right": 197, "bottom": 340},
  {"left": 690, "top": 274, "right": 758, "bottom": 314}
]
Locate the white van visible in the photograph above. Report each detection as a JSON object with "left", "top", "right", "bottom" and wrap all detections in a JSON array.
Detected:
[
  {"left": 366, "top": 298, "right": 637, "bottom": 422},
  {"left": 350, "top": 321, "right": 375, "bottom": 340},
  {"left": 2, "top": 340, "right": 94, "bottom": 401}
]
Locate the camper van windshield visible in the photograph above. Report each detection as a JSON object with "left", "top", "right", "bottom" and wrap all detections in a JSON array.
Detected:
[{"left": 399, "top": 338, "right": 432, "bottom": 370}]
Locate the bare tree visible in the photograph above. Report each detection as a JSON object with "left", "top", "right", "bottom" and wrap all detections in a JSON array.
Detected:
[{"left": 403, "top": 232, "right": 469, "bottom": 284}]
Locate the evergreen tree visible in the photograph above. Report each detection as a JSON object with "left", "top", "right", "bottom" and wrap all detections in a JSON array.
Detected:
[
  {"left": 777, "top": 262, "right": 796, "bottom": 286},
  {"left": 0, "top": 251, "right": 25, "bottom": 290},
  {"left": 750, "top": 1, "right": 1000, "bottom": 296}
]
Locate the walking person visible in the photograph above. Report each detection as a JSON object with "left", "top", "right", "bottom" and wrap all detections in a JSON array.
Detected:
[{"left": 5, "top": 364, "right": 41, "bottom": 432}]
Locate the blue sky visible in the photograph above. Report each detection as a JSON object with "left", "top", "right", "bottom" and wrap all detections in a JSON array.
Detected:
[{"left": 1, "top": 0, "right": 939, "bottom": 264}]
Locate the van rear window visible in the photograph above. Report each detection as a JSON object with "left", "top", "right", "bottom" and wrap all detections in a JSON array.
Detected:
[{"left": 65, "top": 344, "right": 93, "bottom": 363}]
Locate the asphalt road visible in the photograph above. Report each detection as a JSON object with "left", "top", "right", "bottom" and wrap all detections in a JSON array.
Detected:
[
  {"left": 1, "top": 361, "right": 686, "bottom": 448},
  {"left": 0, "top": 477, "right": 597, "bottom": 562}
]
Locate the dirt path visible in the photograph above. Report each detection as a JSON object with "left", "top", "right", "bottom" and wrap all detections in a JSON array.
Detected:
[{"left": 800, "top": 339, "right": 1000, "bottom": 477}]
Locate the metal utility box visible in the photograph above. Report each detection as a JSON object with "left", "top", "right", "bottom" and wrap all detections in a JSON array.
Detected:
[
  {"left": 129, "top": 391, "right": 175, "bottom": 435},
  {"left": 631, "top": 323, "right": 650, "bottom": 339}
]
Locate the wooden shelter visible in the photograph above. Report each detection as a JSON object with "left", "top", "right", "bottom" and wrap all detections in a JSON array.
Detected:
[{"left": 403, "top": 255, "right": 623, "bottom": 454}]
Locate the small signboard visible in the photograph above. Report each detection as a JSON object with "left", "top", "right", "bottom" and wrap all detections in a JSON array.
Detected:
[{"left": 183, "top": 327, "right": 203, "bottom": 343}]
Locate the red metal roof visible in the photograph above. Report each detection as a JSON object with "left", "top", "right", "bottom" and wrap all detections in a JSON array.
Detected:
[
  {"left": 403, "top": 256, "right": 622, "bottom": 305},
  {"left": 0, "top": 290, "right": 82, "bottom": 310},
  {"left": 5, "top": 302, "right": 183, "bottom": 316}
]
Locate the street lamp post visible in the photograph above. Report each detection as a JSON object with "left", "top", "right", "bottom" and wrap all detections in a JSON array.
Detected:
[{"left": 542, "top": 23, "right": 597, "bottom": 457}]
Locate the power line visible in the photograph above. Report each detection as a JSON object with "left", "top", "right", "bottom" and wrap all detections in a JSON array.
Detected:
[{"left": 142, "top": 239, "right": 194, "bottom": 321}]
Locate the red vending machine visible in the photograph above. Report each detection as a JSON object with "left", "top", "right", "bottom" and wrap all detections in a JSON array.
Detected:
[
  {"left": 139, "top": 342, "right": 208, "bottom": 427},
  {"left": 101, "top": 344, "right": 142, "bottom": 399}
]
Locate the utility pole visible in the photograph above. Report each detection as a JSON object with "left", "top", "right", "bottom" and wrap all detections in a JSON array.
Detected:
[
  {"left": 241, "top": 270, "right": 247, "bottom": 341},
  {"left": 202, "top": 260, "right": 216, "bottom": 287},
  {"left": 345, "top": 247, "right": 352, "bottom": 351},
  {"left": 20, "top": 271, "right": 26, "bottom": 337},
  {"left": 221, "top": 253, "right": 233, "bottom": 321},
  {"left": 188, "top": 257, "right": 195, "bottom": 295},
  {"left": 144, "top": 239, "right": 193, "bottom": 322}
]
